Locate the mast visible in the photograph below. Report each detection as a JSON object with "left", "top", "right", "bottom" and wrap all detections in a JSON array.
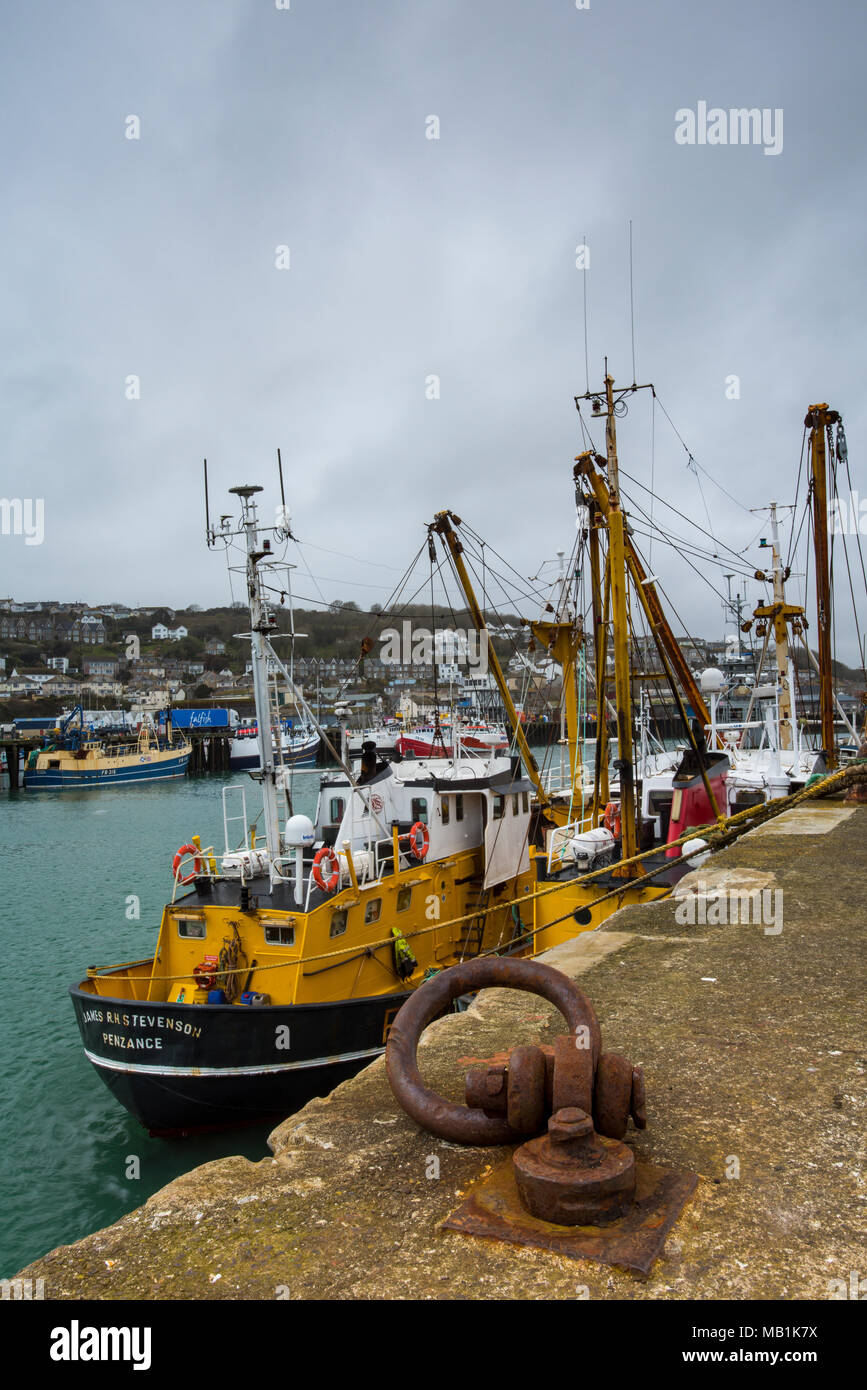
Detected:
[
  {"left": 750, "top": 501, "right": 800, "bottom": 752},
  {"left": 806, "top": 404, "right": 838, "bottom": 769},
  {"left": 572, "top": 368, "right": 646, "bottom": 870},
  {"left": 588, "top": 503, "right": 609, "bottom": 817},
  {"left": 431, "top": 511, "right": 554, "bottom": 817},
  {"left": 529, "top": 544, "right": 583, "bottom": 800},
  {"left": 231, "top": 485, "right": 283, "bottom": 870}
]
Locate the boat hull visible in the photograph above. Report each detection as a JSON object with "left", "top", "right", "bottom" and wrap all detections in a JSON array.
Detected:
[
  {"left": 70, "top": 985, "right": 409, "bottom": 1134},
  {"left": 228, "top": 734, "right": 320, "bottom": 770},
  {"left": 24, "top": 751, "right": 190, "bottom": 789}
]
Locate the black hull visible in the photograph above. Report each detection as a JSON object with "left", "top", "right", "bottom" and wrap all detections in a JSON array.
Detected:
[{"left": 70, "top": 987, "right": 410, "bottom": 1136}]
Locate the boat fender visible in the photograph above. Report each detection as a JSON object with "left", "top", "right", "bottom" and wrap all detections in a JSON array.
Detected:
[
  {"left": 391, "top": 926, "right": 418, "bottom": 980},
  {"left": 407, "top": 820, "right": 430, "bottom": 860},
  {"left": 172, "top": 842, "right": 203, "bottom": 884},
  {"left": 312, "top": 845, "right": 340, "bottom": 893},
  {"left": 603, "top": 802, "right": 622, "bottom": 839}
]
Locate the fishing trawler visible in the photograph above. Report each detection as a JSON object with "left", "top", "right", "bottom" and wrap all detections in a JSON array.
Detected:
[
  {"left": 24, "top": 706, "right": 190, "bottom": 789},
  {"left": 395, "top": 719, "right": 509, "bottom": 758},
  {"left": 70, "top": 383, "right": 737, "bottom": 1132}
]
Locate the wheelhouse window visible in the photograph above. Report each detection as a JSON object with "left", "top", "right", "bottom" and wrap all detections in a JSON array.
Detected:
[
  {"left": 512, "top": 795, "right": 519, "bottom": 816},
  {"left": 492, "top": 795, "right": 504, "bottom": 820},
  {"left": 397, "top": 886, "right": 412, "bottom": 912},
  {"left": 455, "top": 794, "right": 464, "bottom": 822},
  {"left": 522, "top": 792, "right": 529, "bottom": 813},
  {"left": 365, "top": 898, "right": 382, "bottom": 925},
  {"left": 411, "top": 797, "right": 428, "bottom": 825},
  {"left": 264, "top": 923, "right": 296, "bottom": 947},
  {"left": 329, "top": 797, "right": 346, "bottom": 823},
  {"left": 176, "top": 917, "right": 206, "bottom": 939},
  {"left": 441, "top": 797, "right": 450, "bottom": 825},
  {"left": 330, "top": 909, "right": 348, "bottom": 938}
]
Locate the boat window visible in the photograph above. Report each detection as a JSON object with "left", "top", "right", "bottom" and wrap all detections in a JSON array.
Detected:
[
  {"left": 329, "top": 797, "right": 345, "bottom": 823},
  {"left": 522, "top": 792, "right": 529, "bottom": 813},
  {"left": 441, "top": 797, "right": 450, "bottom": 825},
  {"left": 492, "top": 795, "right": 504, "bottom": 820},
  {"left": 455, "top": 794, "right": 464, "bottom": 822},
  {"left": 176, "top": 919, "right": 206, "bottom": 939},
  {"left": 264, "top": 924, "right": 296, "bottom": 946},
  {"left": 512, "top": 795, "right": 519, "bottom": 816},
  {"left": 397, "top": 886, "right": 412, "bottom": 912},
  {"left": 411, "top": 797, "right": 428, "bottom": 825},
  {"left": 330, "top": 909, "right": 348, "bottom": 938},
  {"left": 365, "top": 898, "right": 382, "bottom": 924}
]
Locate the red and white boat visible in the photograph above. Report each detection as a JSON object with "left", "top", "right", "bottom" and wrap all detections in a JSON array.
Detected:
[{"left": 396, "top": 721, "right": 509, "bottom": 758}]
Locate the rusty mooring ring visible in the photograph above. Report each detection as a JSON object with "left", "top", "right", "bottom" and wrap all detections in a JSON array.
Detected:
[{"left": 385, "top": 957, "right": 601, "bottom": 1144}]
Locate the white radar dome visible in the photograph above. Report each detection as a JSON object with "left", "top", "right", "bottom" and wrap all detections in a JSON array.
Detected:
[
  {"left": 700, "top": 667, "right": 726, "bottom": 694},
  {"left": 284, "top": 814, "right": 316, "bottom": 846}
]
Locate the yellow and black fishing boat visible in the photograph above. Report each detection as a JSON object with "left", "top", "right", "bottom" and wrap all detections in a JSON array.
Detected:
[{"left": 71, "top": 401, "right": 722, "bottom": 1133}]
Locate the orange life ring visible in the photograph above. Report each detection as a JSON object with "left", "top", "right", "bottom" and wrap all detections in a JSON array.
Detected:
[
  {"left": 603, "top": 802, "right": 622, "bottom": 839},
  {"left": 172, "top": 842, "right": 203, "bottom": 884},
  {"left": 312, "top": 845, "right": 340, "bottom": 893},
  {"left": 406, "top": 820, "right": 430, "bottom": 860}
]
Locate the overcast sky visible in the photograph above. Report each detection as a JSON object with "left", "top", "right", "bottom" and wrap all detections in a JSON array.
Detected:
[{"left": 1, "top": 0, "right": 864, "bottom": 662}]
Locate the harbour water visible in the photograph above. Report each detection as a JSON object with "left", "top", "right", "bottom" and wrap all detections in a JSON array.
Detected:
[{"left": 0, "top": 771, "right": 321, "bottom": 1276}]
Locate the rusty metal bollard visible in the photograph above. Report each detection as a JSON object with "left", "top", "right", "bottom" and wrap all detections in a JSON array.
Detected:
[
  {"left": 385, "top": 955, "right": 601, "bottom": 1144},
  {"left": 385, "top": 957, "right": 647, "bottom": 1226}
]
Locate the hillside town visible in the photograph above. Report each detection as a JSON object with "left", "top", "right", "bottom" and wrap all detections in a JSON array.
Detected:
[{"left": 3, "top": 593, "right": 859, "bottom": 738}]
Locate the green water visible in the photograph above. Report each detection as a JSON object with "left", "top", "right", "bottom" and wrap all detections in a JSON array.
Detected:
[{"left": 0, "top": 770, "right": 322, "bottom": 1277}]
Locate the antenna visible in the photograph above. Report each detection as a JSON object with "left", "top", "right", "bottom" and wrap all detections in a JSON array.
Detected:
[
  {"left": 582, "top": 230, "right": 590, "bottom": 394},
  {"left": 277, "top": 447, "right": 287, "bottom": 508},
  {"left": 628, "top": 219, "right": 637, "bottom": 386},
  {"left": 203, "top": 458, "right": 214, "bottom": 548}
]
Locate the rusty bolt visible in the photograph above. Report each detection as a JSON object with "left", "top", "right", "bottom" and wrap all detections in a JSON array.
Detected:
[
  {"left": 513, "top": 1106, "right": 636, "bottom": 1226},
  {"left": 465, "top": 1064, "right": 507, "bottom": 1116}
]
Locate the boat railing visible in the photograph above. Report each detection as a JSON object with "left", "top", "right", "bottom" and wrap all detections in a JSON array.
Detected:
[{"left": 222, "top": 784, "right": 250, "bottom": 854}]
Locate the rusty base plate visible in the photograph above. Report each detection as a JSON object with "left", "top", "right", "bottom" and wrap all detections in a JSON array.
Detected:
[{"left": 441, "top": 1155, "right": 698, "bottom": 1277}]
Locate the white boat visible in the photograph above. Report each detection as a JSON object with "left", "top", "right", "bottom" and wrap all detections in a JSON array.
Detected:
[{"left": 229, "top": 722, "right": 320, "bottom": 770}]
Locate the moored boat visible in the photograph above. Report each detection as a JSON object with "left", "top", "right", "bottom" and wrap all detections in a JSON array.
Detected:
[
  {"left": 71, "top": 468, "right": 708, "bottom": 1134},
  {"left": 229, "top": 720, "right": 319, "bottom": 770},
  {"left": 24, "top": 707, "right": 190, "bottom": 789}
]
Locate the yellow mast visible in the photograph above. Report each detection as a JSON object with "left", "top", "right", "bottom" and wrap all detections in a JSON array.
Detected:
[
  {"left": 431, "top": 511, "right": 555, "bottom": 819},
  {"left": 806, "top": 404, "right": 838, "bottom": 769}
]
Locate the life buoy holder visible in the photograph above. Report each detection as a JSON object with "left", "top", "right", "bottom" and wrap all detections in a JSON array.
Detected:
[
  {"left": 603, "top": 802, "right": 622, "bottom": 840},
  {"left": 312, "top": 845, "right": 340, "bottom": 893},
  {"left": 173, "top": 842, "right": 203, "bottom": 884},
  {"left": 406, "top": 821, "right": 430, "bottom": 860}
]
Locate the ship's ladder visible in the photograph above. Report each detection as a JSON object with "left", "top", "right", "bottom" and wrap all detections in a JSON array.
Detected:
[
  {"left": 268, "top": 676, "right": 286, "bottom": 772},
  {"left": 459, "top": 883, "right": 489, "bottom": 959}
]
